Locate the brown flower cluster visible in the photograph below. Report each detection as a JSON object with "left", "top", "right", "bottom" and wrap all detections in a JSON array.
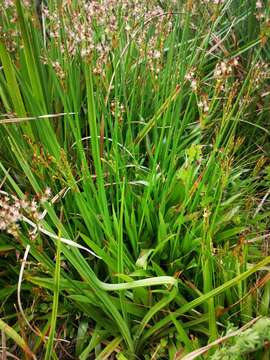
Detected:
[
  {"left": 252, "top": 60, "right": 269, "bottom": 89},
  {"left": 2, "top": 1, "right": 174, "bottom": 76},
  {"left": 214, "top": 58, "right": 239, "bottom": 79},
  {"left": 42, "top": 1, "right": 173, "bottom": 75},
  {"left": 0, "top": 188, "right": 51, "bottom": 237}
]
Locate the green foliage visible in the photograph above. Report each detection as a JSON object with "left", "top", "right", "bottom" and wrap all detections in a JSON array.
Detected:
[{"left": 0, "top": 0, "right": 270, "bottom": 358}]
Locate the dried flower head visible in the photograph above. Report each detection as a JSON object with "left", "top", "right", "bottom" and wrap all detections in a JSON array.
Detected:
[
  {"left": 198, "top": 96, "right": 210, "bottom": 114},
  {"left": 0, "top": 188, "right": 52, "bottom": 238},
  {"left": 185, "top": 68, "right": 198, "bottom": 91}
]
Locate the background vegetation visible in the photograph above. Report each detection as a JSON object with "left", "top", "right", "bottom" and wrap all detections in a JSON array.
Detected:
[{"left": 0, "top": 0, "right": 270, "bottom": 358}]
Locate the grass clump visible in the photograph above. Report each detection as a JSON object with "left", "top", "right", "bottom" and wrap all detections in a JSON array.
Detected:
[{"left": 0, "top": 0, "right": 270, "bottom": 358}]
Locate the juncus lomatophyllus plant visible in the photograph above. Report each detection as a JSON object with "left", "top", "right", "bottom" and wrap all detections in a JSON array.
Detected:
[{"left": 0, "top": 0, "right": 270, "bottom": 359}]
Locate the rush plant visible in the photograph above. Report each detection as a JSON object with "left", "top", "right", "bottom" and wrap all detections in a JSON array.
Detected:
[{"left": 0, "top": 0, "right": 269, "bottom": 359}]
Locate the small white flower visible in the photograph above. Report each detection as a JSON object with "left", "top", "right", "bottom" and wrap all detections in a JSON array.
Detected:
[
  {"left": 30, "top": 200, "right": 38, "bottom": 212},
  {"left": 185, "top": 71, "right": 194, "bottom": 81},
  {"left": 198, "top": 101, "right": 204, "bottom": 108},
  {"left": 221, "top": 61, "right": 227, "bottom": 74},
  {"left": 256, "top": 1, "right": 263, "bottom": 9},
  {"left": 20, "top": 199, "right": 28, "bottom": 209},
  {"left": 191, "top": 79, "right": 197, "bottom": 90},
  {"left": 233, "top": 58, "right": 239, "bottom": 66},
  {"left": 44, "top": 187, "right": 51, "bottom": 198},
  {"left": 0, "top": 220, "right": 6, "bottom": 230},
  {"left": 153, "top": 50, "right": 161, "bottom": 59},
  {"left": 204, "top": 104, "right": 209, "bottom": 112}
]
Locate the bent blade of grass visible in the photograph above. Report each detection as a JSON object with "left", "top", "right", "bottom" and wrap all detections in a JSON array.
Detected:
[
  {"left": 99, "top": 276, "right": 177, "bottom": 291},
  {"left": 22, "top": 215, "right": 100, "bottom": 258}
]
